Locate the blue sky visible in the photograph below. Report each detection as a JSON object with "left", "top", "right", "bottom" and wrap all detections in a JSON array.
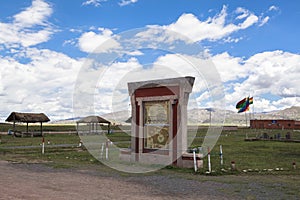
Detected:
[{"left": 0, "top": 0, "right": 299, "bottom": 120}]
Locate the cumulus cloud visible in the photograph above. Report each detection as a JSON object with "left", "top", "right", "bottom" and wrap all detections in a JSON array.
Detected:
[
  {"left": 94, "top": 57, "right": 143, "bottom": 113},
  {"left": 0, "top": 0, "right": 54, "bottom": 48},
  {"left": 0, "top": 2, "right": 296, "bottom": 120},
  {"left": 163, "top": 6, "right": 261, "bottom": 42},
  {"left": 211, "top": 52, "right": 248, "bottom": 82},
  {"left": 103, "top": 53, "right": 224, "bottom": 111},
  {"left": 75, "top": 52, "right": 224, "bottom": 115},
  {"left": 171, "top": 50, "right": 300, "bottom": 112},
  {"left": 0, "top": 48, "right": 83, "bottom": 120},
  {"left": 221, "top": 51, "right": 300, "bottom": 112},
  {"left": 13, "top": 0, "right": 52, "bottom": 27},
  {"left": 74, "top": 6, "right": 296, "bottom": 114},
  {"left": 78, "top": 28, "right": 120, "bottom": 53},
  {"left": 134, "top": 6, "right": 266, "bottom": 46},
  {"left": 245, "top": 51, "right": 300, "bottom": 97},
  {"left": 152, "top": 54, "right": 219, "bottom": 93}
]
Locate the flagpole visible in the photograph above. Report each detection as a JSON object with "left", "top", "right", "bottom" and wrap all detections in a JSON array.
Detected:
[
  {"left": 248, "top": 110, "right": 250, "bottom": 126},
  {"left": 245, "top": 111, "right": 247, "bottom": 127},
  {"left": 245, "top": 111, "right": 248, "bottom": 139},
  {"left": 252, "top": 101, "right": 255, "bottom": 119},
  {"left": 248, "top": 104, "right": 250, "bottom": 123}
]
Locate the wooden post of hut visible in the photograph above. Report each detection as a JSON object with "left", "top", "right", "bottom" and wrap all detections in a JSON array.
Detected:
[
  {"left": 13, "top": 114, "right": 16, "bottom": 134},
  {"left": 40, "top": 122, "right": 43, "bottom": 137},
  {"left": 108, "top": 123, "right": 111, "bottom": 134}
]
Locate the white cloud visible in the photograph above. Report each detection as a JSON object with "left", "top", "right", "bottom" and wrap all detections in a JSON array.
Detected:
[
  {"left": 221, "top": 51, "right": 300, "bottom": 112},
  {"left": 245, "top": 51, "right": 300, "bottom": 96},
  {"left": 71, "top": 5, "right": 297, "bottom": 115},
  {"left": 97, "top": 57, "right": 142, "bottom": 89},
  {"left": 163, "top": 6, "right": 261, "bottom": 43},
  {"left": 95, "top": 56, "right": 208, "bottom": 113},
  {"left": 94, "top": 57, "right": 143, "bottom": 113},
  {"left": 75, "top": 30, "right": 300, "bottom": 114},
  {"left": 235, "top": 7, "right": 250, "bottom": 20},
  {"left": 0, "top": 48, "right": 83, "bottom": 120},
  {"left": 152, "top": 54, "right": 215, "bottom": 93},
  {"left": 78, "top": 28, "right": 120, "bottom": 53},
  {"left": 82, "top": 0, "right": 107, "bottom": 7},
  {"left": 0, "top": 2, "right": 295, "bottom": 120},
  {"left": 269, "top": 5, "right": 279, "bottom": 12},
  {"left": 83, "top": 53, "right": 223, "bottom": 114},
  {"left": 82, "top": 0, "right": 137, "bottom": 7},
  {"left": 239, "top": 14, "right": 258, "bottom": 29},
  {"left": 212, "top": 52, "right": 248, "bottom": 82},
  {"left": 223, "top": 36, "right": 242, "bottom": 43},
  {"left": 119, "top": 0, "right": 138, "bottom": 6},
  {"left": 252, "top": 98, "right": 277, "bottom": 112},
  {"left": 132, "top": 6, "right": 266, "bottom": 46},
  {"left": 0, "top": 0, "right": 54, "bottom": 48},
  {"left": 13, "top": 0, "right": 52, "bottom": 28},
  {"left": 2, "top": 48, "right": 297, "bottom": 120},
  {"left": 259, "top": 16, "right": 270, "bottom": 27}
]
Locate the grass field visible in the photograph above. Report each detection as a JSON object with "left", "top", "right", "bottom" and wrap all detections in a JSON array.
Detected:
[
  {"left": 192, "top": 128, "right": 300, "bottom": 174},
  {"left": 0, "top": 124, "right": 300, "bottom": 175}
]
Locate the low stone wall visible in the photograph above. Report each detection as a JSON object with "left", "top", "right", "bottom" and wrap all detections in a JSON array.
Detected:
[{"left": 181, "top": 153, "right": 203, "bottom": 169}]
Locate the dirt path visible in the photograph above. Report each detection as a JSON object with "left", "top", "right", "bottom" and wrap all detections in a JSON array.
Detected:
[{"left": 0, "top": 160, "right": 299, "bottom": 200}]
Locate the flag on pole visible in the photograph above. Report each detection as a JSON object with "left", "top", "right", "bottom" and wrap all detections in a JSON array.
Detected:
[
  {"left": 249, "top": 97, "right": 253, "bottom": 105},
  {"left": 236, "top": 97, "right": 253, "bottom": 113}
]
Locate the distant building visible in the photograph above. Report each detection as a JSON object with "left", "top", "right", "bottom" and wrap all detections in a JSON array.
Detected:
[{"left": 250, "top": 119, "right": 300, "bottom": 130}]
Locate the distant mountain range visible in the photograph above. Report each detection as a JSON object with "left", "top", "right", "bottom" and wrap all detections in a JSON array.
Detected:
[{"left": 51, "top": 106, "right": 300, "bottom": 125}]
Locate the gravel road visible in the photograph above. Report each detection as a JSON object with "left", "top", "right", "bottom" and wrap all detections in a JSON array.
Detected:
[{"left": 0, "top": 160, "right": 299, "bottom": 200}]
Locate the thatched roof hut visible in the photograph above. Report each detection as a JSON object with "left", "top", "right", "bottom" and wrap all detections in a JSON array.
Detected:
[
  {"left": 76, "top": 115, "right": 111, "bottom": 134},
  {"left": 77, "top": 116, "right": 110, "bottom": 124},
  {"left": 125, "top": 116, "right": 132, "bottom": 123},
  {"left": 5, "top": 112, "right": 50, "bottom": 137},
  {"left": 6, "top": 112, "right": 50, "bottom": 123}
]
